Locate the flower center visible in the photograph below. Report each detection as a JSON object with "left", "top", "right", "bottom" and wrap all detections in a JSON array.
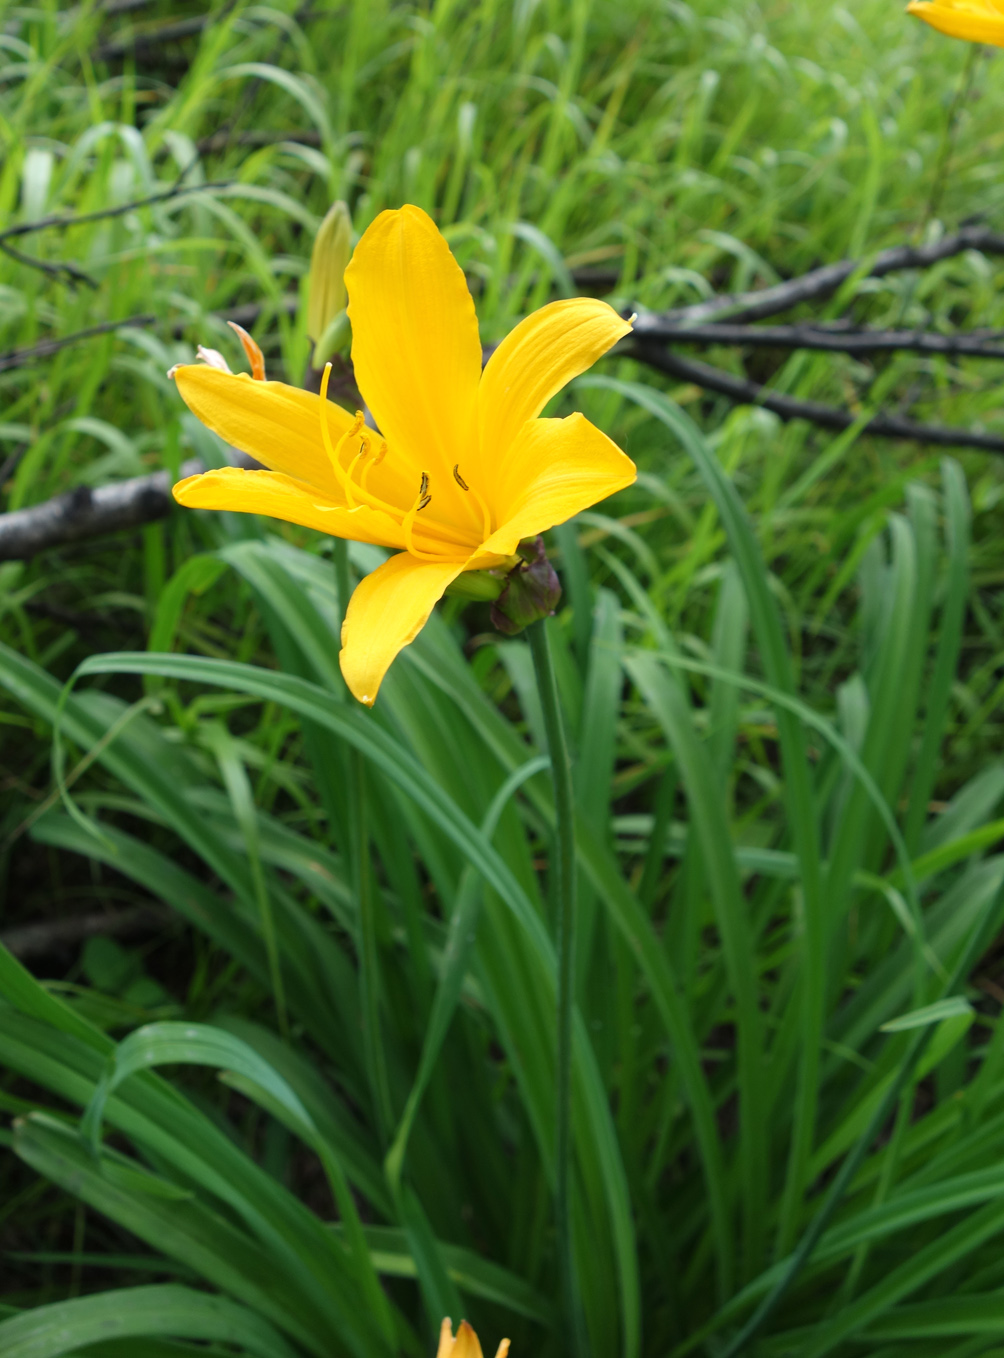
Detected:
[{"left": 318, "top": 364, "right": 492, "bottom": 557}]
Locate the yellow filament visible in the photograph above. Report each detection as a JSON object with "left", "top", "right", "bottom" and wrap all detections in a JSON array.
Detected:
[
  {"left": 402, "top": 473, "right": 460, "bottom": 562},
  {"left": 317, "top": 366, "right": 478, "bottom": 555},
  {"left": 468, "top": 482, "right": 493, "bottom": 543},
  {"left": 359, "top": 440, "right": 387, "bottom": 496},
  {"left": 317, "top": 367, "right": 405, "bottom": 520},
  {"left": 452, "top": 463, "right": 493, "bottom": 543},
  {"left": 318, "top": 366, "right": 365, "bottom": 501}
]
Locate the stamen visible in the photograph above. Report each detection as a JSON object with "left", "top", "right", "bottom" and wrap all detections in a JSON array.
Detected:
[
  {"left": 228, "top": 321, "right": 266, "bottom": 381},
  {"left": 403, "top": 472, "right": 454, "bottom": 560},
  {"left": 318, "top": 366, "right": 366, "bottom": 504},
  {"left": 451, "top": 462, "right": 492, "bottom": 543},
  {"left": 359, "top": 440, "right": 387, "bottom": 496},
  {"left": 344, "top": 435, "right": 371, "bottom": 508},
  {"left": 317, "top": 371, "right": 474, "bottom": 556}
]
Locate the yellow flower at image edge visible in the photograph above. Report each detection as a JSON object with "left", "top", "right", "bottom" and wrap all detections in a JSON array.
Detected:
[
  {"left": 171, "top": 205, "right": 635, "bottom": 706},
  {"left": 906, "top": 0, "right": 1004, "bottom": 46},
  {"left": 437, "top": 1317, "right": 509, "bottom": 1358}
]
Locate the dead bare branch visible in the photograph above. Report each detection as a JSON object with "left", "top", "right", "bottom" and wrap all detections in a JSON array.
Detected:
[
  {"left": 655, "top": 225, "right": 1004, "bottom": 326},
  {"left": 629, "top": 342, "right": 1004, "bottom": 455},
  {"left": 630, "top": 317, "right": 1004, "bottom": 362}
]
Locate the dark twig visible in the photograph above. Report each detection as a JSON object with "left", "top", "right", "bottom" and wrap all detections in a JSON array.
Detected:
[
  {"left": 630, "top": 317, "right": 1004, "bottom": 361},
  {"left": 0, "top": 178, "right": 230, "bottom": 289},
  {"left": 0, "top": 904, "right": 173, "bottom": 960},
  {"left": 94, "top": 14, "right": 211, "bottom": 60},
  {"left": 657, "top": 225, "right": 1004, "bottom": 326},
  {"left": 0, "top": 317, "right": 156, "bottom": 373},
  {"left": 197, "top": 128, "right": 324, "bottom": 153},
  {"left": 629, "top": 343, "right": 1004, "bottom": 455},
  {"left": 0, "top": 179, "right": 231, "bottom": 247},
  {"left": 0, "top": 239, "right": 99, "bottom": 290}
]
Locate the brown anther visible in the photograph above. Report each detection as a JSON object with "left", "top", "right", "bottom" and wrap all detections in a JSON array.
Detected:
[{"left": 452, "top": 464, "right": 470, "bottom": 491}]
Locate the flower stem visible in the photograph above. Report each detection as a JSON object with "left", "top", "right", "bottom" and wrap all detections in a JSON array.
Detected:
[
  {"left": 528, "top": 618, "right": 585, "bottom": 1356},
  {"left": 333, "top": 537, "right": 351, "bottom": 636},
  {"left": 333, "top": 536, "right": 393, "bottom": 1140}
]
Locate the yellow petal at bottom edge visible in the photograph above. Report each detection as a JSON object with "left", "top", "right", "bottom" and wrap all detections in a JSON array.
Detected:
[
  {"left": 339, "top": 552, "right": 466, "bottom": 705},
  {"left": 906, "top": 0, "right": 1004, "bottom": 45},
  {"left": 467, "top": 412, "right": 636, "bottom": 567},
  {"left": 173, "top": 468, "right": 406, "bottom": 549}
]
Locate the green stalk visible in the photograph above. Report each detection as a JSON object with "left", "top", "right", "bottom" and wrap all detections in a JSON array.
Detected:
[
  {"left": 334, "top": 538, "right": 393, "bottom": 1141},
  {"left": 528, "top": 618, "right": 585, "bottom": 1356},
  {"left": 333, "top": 538, "right": 351, "bottom": 636}
]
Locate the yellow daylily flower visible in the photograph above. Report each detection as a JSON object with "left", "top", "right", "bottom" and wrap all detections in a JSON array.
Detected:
[
  {"left": 171, "top": 205, "right": 635, "bottom": 705},
  {"left": 437, "top": 1317, "right": 510, "bottom": 1358},
  {"left": 906, "top": 0, "right": 1004, "bottom": 45}
]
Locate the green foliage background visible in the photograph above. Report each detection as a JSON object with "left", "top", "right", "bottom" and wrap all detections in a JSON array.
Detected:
[{"left": 4, "top": 1, "right": 1004, "bottom": 1356}]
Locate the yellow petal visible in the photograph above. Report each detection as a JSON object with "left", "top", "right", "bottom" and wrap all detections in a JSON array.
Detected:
[
  {"left": 339, "top": 552, "right": 466, "bottom": 705},
  {"left": 468, "top": 413, "right": 635, "bottom": 565},
  {"left": 174, "top": 366, "right": 355, "bottom": 498},
  {"left": 907, "top": 0, "right": 1004, "bottom": 43},
  {"left": 344, "top": 206, "right": 483, "bottom": 518},
  {"left": 493, "top": 1343, "right": 511, "bottom": 1358},
  {"left": 436, "top": 1318, "right": 456, "bottom": 1358},
  {"left": 173, "top": 468, "right": 405, "bottom": 548},
  {"left": 476, "top": 298, "right": 632, "bottom": 486},
  {"left": 451, "top": 1321, "right": 484, "bottom": 1358}
]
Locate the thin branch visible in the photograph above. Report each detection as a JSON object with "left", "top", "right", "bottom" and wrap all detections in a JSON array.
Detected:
[
  {"left": 94, "top": 14, "right": 211, "bottom": 60},
  {"left": 197, "top": 128, "right": 324, "bottom": 153},
  {"left": 0, "top": 178, "right": 232, "bottom": 246},
  {"left": 0, "top": 316, "right": 155, "bottom": 373},
  {"left": 657, "top": 225, "right": 1004, "bottom": 326},
  {"left": 628, "top": 342, "right": 1004, "bottom": 455},
  {"left": 630, "top": 318, "right": 1004, "bottom": 361},
  {"left": 0, "top": 239, "right": 98, "bottom": 290},
  {"left": 0, "top": 905, "right": 173, "bottom": 960}
]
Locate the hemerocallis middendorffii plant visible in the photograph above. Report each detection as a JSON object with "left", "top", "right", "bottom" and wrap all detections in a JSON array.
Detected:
[
  {"left": 906, "top": 0, "right": 1004, "bottom": 45},
  {"left": 171, "top": 205, "right": 635, "bottom": 705},
  {"left": 437, "top": 1317, "right": 510, "bottom": 1358}
]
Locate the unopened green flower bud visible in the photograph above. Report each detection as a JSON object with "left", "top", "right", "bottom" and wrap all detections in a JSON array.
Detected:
[
  {"left": 307, "top": 200, "right": 352, "bottom": 343},
  {"left": 490, "top": 536, "right": 561, "bottom": 636}
]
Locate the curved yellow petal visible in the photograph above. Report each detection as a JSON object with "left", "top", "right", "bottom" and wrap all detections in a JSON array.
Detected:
[
  {"left": 468, "top": 413, "right": 635, "bottom": 565},
  {"left": 451, "top": 1322, "right": 484, "bottom": 1358},
  {"left": 907, "top": 0, "right": 1004, "bottom": 44},
  {"left": 174, "top": 366, "right": 355, "bottom": 498},
  {"left": 436, "top": 1319, "right": 455, "bottom": 1358},
  {"left": 476, "top": 298, "right": 632, "bottom": 485},
  {"left": 339, "top": 552, "right": 466, "bottom": 705},
  {"left": 345, "top": 206, "right": 483, "bottom": 521},
  {"left": 173, "top": 467, "right": 405, "bottom": 548}
]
